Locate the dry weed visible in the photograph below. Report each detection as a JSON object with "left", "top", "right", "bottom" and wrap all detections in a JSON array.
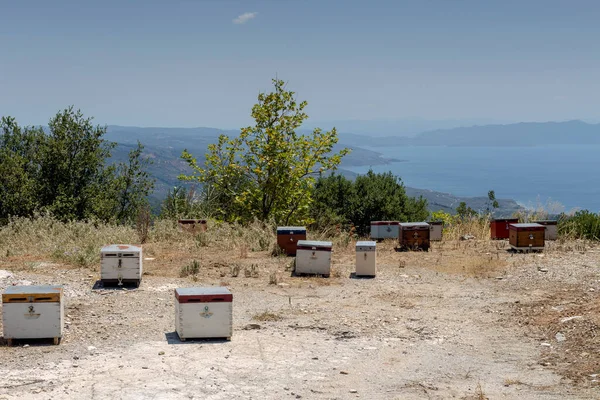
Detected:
[{"left": 252, "top": 311, "right": 283, "bottom": 322}]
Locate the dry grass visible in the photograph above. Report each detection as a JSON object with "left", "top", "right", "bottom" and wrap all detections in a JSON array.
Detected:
[{"left": 252, "top": 311, "right": 283, "bottom": 322}]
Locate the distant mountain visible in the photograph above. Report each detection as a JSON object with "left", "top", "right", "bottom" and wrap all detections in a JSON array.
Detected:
[
  {"left": 302, "top": 118, "right": 503, "bottom": 137},
  {"left": 338, "top": 120, "right": 600, "bottom": 147}
]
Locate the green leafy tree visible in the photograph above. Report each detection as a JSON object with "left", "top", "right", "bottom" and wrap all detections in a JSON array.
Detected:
[
  {"left": 311, "top": 170, "right": 428, "bottom": 235},
  {"left": 456, "top": 201, "right": 477, "bottom": 220},
  {"left": 0, "top": 117, "right": 45, "bottom": 220},
  {"left": 0, "top": 107, "right": 154, "bottom": 223},
  {"left": 181, "top": 79, "right": 350, "bottom": 224},
  {"left": 38, "top": 107, "right": 116, "bottom": 220},
  {"left": 486, "top": 190, "right": 499, "bottom": 214}
]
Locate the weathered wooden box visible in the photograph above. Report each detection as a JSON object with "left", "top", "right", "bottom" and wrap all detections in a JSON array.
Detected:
[
  {"left": 178, "top": 219, "right": 207, "bottom": 233},
  {"left": 399, "top": 222, "right": 430, "bottom": 251},
  {"left": 295, "top": 240, "right": 332, "bottom": 276},
  {"left": 509, "top": 223, "right": 545, "bottom": 251},
  {"left": 2, "top": 285, "right": 64, "bottom": 345},
  {"left": 175, "top": 287, "right": 232, "bottom": 341},
  {"left": 355, "top": 241, "right": 376, "bottom": 277},
  {"left": 370, "top": 221, "right": 400, "bottom": 240},
  {"left": 100, "top": 244, "right": 143, "bottom": 287},
  {"left": 490, "top": 218, "right": 519, "bottom": 240},
  {"left": 428, "top": 221, "right": 443, "bottom": 241},
  {"left": 276, "top": 226, "right": 307, "bottom": 256},
  {"left": 532, "top": 220, "right": 558, "bottom": 240}
]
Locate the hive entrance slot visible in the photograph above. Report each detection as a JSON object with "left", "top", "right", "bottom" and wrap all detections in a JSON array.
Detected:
[{"left": 7, "top": 297, "right": 28, "bottom": 302}]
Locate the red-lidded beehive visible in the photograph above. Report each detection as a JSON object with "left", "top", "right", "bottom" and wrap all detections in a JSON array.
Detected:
[
  {"left": 175, "top": 287, "right": 232, "bottom": 341},
  {"left": 509, "top": 223, "right": 545, "bottom": 251},
  {"left": 399, "top": 222, "right": 430, "bottom": 251},
  {"left": 276, "top": 226, "right": 307, "bottom": 256},
  {"left": 490, "top": 218, "right": 519, "bottom": 240}
]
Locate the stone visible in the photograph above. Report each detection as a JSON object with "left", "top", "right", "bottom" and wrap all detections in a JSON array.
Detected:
[
  {"left": 555, "top": 332, "right": 566, "bottom": 342},
  {"left": 560, "top": 316, "right": 583, "bottom": 323},
  {"left": 349, "top": 389, "right": 358, "bottom": 393}
]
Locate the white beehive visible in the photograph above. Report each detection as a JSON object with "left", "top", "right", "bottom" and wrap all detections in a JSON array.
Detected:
[
  {"left": 100, "top": 244, "right": 143, "bottom": 287},
  {"left": 295, "top": 240, "right": 332, "bottom": 276},
  {"left": 370, "top": 221, "right": 400, "bottom": 240},
  {"left": 429, "top": 221, "right": 443, "bottom": 241},
  {"left": 175, "top": 287, "right": 232, "bottom": 341},
  {"left": 355, "top": 241, "right": 376, "bottom": 277},
  {"left": 2, "top": 285, "right": 64, "bottom": 346},
  {"left": 533, "top": 220, "right": 558, "bottom": 240}
]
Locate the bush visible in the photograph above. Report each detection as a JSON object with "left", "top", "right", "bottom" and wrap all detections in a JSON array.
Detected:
[
  {"left": 559, "top": 210, "right": 600, "bottom": 240},
  {"left": 311, "top": 170, "right": 428, "bottom": 235}
]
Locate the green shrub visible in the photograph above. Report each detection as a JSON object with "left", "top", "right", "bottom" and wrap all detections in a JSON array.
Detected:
[
  {"left": 559, "top": 210, "right": 600, "bottom": 240},
  {"left": 311, "top": 170, "right": 428, "bottom": 235}
]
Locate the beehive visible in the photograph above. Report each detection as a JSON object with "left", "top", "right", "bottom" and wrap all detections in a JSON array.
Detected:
[
  {"left": 509, "top": 223, "right": 545, "bottom": 251},
  {"left": 2, "top": 285, "right": 64, "bottom": 346},
  {"left": 532, "top": 220, "right": 558, "bottom": 240},
  {"left": 399, "top": 222, "right": 430, "bottom": 251},
  {"left": 490, "top": 218, "right": 519, "bottom": 240},
  {"left": 355, "top": 241, "right": 376, "bottom": 277},
  {"left": 428, "top": 221, "right": 443, "bottom": 241},
  {"left": 100, "top": 244, "right": 143, "bottom": 287},
  {"left": 370, "top": 221, "right": 400, "bottom": 240},
  {"left": 175, "top": 287, "right": 232, "bottom": 341},
  {"left": 295, "top": 240, "right": 332, "bottom": 276},
  {"left": 178, "top": 219, "right": 207, "bottom": 233},
  {"left": 276, "top": 226, "right": 307, "bottom": 256}
]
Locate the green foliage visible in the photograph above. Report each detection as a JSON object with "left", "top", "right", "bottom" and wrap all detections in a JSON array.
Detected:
[
  {"left": 0, "top": 117, "right": 45, "bottom": 221},
  {"left": 311, "top": 170, "right": 429, "bottom": 235},
  {"left": 0, "top": 107, "right": 154, "bottom": 223},
  {"left": 159, "top": 185, "right": 219, "bottom": 220},
  {"left": 430, "top": 210, "right": 454, "bottom": 226},
  {"left": 456, "top": 201, "right": 477, "bottom": 220},
  {"left": 180, "top": 78, "right": 350, "bottom": 225},
  {"left": 487, "top": 190, "right": 499, "bottom": 213},
  {"left": 559, "top": 210, "right": 600, "bottom": 240}
]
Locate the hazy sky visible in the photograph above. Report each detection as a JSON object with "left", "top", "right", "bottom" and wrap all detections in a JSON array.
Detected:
[{"left": 1, "top": 0, "right": 599, "bottom": 128}]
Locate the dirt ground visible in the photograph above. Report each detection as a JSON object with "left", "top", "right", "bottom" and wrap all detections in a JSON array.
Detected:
[{"left": 1, "top": 238, "right": 600, "bottom": 400}]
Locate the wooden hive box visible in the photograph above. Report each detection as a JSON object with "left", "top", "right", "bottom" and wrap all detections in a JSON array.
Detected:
[
  {"left": 100, "top": 244, "right": 143, "bottom": 287},
  {"left": 428, "top": 221, "right": 444, "bottom": 241},
  {"left": 295, "top": 240, "right": 332, "bottom": 276},
  {"left": 532, "top": 220, "right": 558, "bottom": 240},
  {"left": 399, "top": 222, "right": 430, "bottom": 251},
  {"left": 490, "top": 218, "right": 519, "bottom": 239},
  {"left": 509, "top": 223, "right": 545, "bottom": 251},
  {"left": 175, "top": 287, "right": 232, "bottom": 341},
  {"left": 178, "top": 219, "right": 207, "bottom": 233},
  {"left": 355, "top": 241, "right": 376, "bottom": 277},
  {"left": 370, "top": 221, "right": 400, "bottom": 240},
  {"left": 2, "top": 285, "right": 64, "bottom": 346},
  {"left": 276, "top": 226, "right": 307, "bottom": 256}
]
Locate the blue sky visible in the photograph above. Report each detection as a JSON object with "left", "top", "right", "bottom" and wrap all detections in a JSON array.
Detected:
[{"left": 1, "top": 0, "right": 599, "bottom": 129}]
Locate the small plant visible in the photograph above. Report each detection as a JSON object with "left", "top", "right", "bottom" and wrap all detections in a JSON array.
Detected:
[
  {"left": 252, "top": 311, "right": 282, "bottom": 322},
  {"left": 180, "top": 259, "right": 200, "bottom": 278},
  {"left": 230, "top": 264, "right": 241, "bottom": 277},
  {"left": 268, "top": 272, "right": 279, "bottom": 285},
  {"left": 244, "top": 263, "right": 259, "bottom": 278},
  {"left": 136, "top": 205, "right": 151, "bottom": 244},
  {"left": 195, "top": 232, "right": 208, "bottom": 247}
]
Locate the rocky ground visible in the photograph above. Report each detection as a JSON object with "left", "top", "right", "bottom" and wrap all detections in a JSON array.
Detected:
[{"left": 1, "top": 238, "right": 599, "bottom": 399}]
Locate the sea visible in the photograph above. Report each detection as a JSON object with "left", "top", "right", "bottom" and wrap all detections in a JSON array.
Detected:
[{"left": 344, "top": 144, "right": 600, "bottom": 213}]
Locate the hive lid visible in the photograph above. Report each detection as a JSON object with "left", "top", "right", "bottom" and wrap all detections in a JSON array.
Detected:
[
  {"left": 510, "top": 223, "right": 545, "bottom": 229},
  {"left": 399, "top": 222, "right": 430, "bottom": 228},
  {"left": 175, "top": 287, "right": 232, "bottom": 303},
  {"left": 100, "top": 244, "right": 142, "bottom": 253},
  {"left": 492, "top": 218, "right": 519, "bottom": 222},
  {"left": 371, "top": 221, "right": 399, "bottom": 225},
  {"left": 297, "top": 240, "right": 332, "bottom": 249},
  {"left": 428, "top": 221, "right": 444, "bottom": 225},
  {"left": 356, "top": 241, "right": 376, "bottom": 247},
  {"left": 3, "top": 285, "right": 62, "bottom": 303},
  {"left": 178, "top": 219, "right": 207, "bottom": 223},
  {"left": 277, "top": 226, "right": 306, "bottom": 233}
]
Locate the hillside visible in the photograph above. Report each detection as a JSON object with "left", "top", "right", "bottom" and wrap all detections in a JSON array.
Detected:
[
  {"left": 338, "top": 120, "right": 600, "bottom": 147},
  {"left": 106, "top": 125, "right": 524, "bottom": 215}
]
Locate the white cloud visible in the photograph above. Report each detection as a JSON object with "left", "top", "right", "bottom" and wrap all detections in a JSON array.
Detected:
[{"left": 233, "top": 12, "right": 258, "bottom": 24}]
